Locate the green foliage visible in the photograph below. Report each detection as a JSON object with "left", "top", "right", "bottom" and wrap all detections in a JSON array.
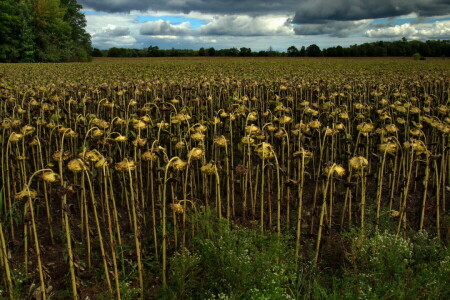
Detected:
[
  {"left": 413, "top": 52, "right": 421, "bottom": 60},
  {"left": 0, "top": 0, "right": 91, "bottom": 62},
  {"left": 161, "top": 210, "right": 450, "bottom": 300},
  {"left": 161, "top": 210, "right": 296, "bottom": 299},
  {"left": 0, "top": 0, "right": 21, "bottom": 62},
  {"left": 332, "top": 230, "right": 450, "bottom": 299}
]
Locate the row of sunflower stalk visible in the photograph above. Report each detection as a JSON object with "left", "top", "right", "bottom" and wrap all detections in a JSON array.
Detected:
[{"left": 0, "top": 65, "right": 449, "bottom": 299}]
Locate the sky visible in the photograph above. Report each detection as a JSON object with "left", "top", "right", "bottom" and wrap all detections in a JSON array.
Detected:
[{"left": 79, "top": 0, "right": 450, "bottom": 51}]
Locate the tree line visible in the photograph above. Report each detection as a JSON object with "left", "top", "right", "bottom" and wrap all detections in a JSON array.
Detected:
[
  {"left": 0, "top": 0, "right": 91, "bottom": 63},
  {"left": 95, "top": 39, "right": 450, "bottom": 58}
]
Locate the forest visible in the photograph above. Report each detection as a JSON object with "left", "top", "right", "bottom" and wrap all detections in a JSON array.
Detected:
[
  {"left": 95, "top": 39, "right": 450, "bottom": 59},
  {"left": 0, "top": 0, "right": 91, "bottom": 63}
]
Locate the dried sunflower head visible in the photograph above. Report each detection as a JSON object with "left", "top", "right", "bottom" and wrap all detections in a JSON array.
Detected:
[
  {"left": 349, "top": 156, "right": 369, "bottom": 170},
  {"left": 379, "top": 142, "right": 398, "bottom": 153},
  {"left": 245, "top": 124, "right": 260, "bottom": 135},
  {"left": 91, "top": 129, "right": 104, "bottom": 138},
  {"left": 188, "top": 148, "right": 204, "bottom": 160},
  {"left": 356, "top": 122, "right": 374, "bottom": 134},
  {"left": 133, "top": 120, "right": 147, "bottom": 130},
  {"left": 15, "top": 189, "right": 37, "bottom": 200},
  {"left": 132, "top": 137, "right": 147, "bottom": 147},
  {"left": 81, "top": 150, "right": 102, "bottom": 162},
  {"left": 114, "top": 135, "right": 127, "bottom": 142},
  {"left": 308, "top": 120, "right": 321, "bottom": 129},
  {"left": 115, "top": 159, "right": 137, "bottom": 171},
  {"left": 213, "top": 135, "right": 228, "bottom": 147},
  {"left": 241, "top": 136, "right": 255, "bottom": 145},
  {"left": 52, "top": 150, "right": 71, "bottom": 161},
  {"left": 171, "top": 158, "right": 187, "bottom": 171},
  {"left": 255, "top": 142, "right": 275, "bottom": 159},
  {"left": 21, "top": 125, "right": 35, "bottom": 136},
  {"left": 42, "top": 171, "right": 59, "bottom": 183},
  {"left": 171, "top": 203, "right": 185, "bottom": 214},
  {"left": 9, "top": 132, "right": 24, "bottom": 143},
  {"left": 324, "top": 164, "right": 346, "bottom": 177},
  {"left": 191, "top": 132, "right": 205, "bottom": 141},
  {"left": 141, "top": 151, "right": 158, "bottom": 162},
  {"left": 200, "top": 163, "right": 217, "bottom": 175},
  {"left": 67, "top": 159, "right": 88, "bottom": 172}
]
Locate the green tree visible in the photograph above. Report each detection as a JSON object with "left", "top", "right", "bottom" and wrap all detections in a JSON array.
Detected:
[
  {"left": 287, "top": 46, "right": 299, "bottom": 57},
  {"left": 207, "top": 47, "right": 216, "bottom": 56},
  {"left": 0, "top": 0, "right": 21, "bottom": 62},
  {"left": 19, "top": 1, "right": 37, "bottom": 62},
  {"left": 306, "top": 44, "right": 321, "bottom": 57},
  {"left": 239, "top": 47, "right": 252, "bottom": 56},
  {"left": 91, "top": 48, "right": 103, "bottom": 57},
  {"left": 198, "top": 47, "right": 207, "bottom": 56},
  {"left": 147, "top": 45, "right": 160, "bottom": 57},
  {"left": 299, "top": 46, "right": 306, "bottom": 57}
]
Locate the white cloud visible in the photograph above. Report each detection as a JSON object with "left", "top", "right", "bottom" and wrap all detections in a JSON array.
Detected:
[
  {"left": 199, "top": 15, "right": 293, "bottom": 36},
  {"left": 86, "top": 14, "right": 140, "bottom": 48},
  {"left": 98, "top": 24, "right": 130, "bottom": 37},
  {"left": 140, "top": 20, "right": 191, "bottom": 35},
  {"left": 366, "top": 20, "right": 450, "bottom": 39},
  {"left": 83, "top": 8, "right": 450, "bottom": 50}
]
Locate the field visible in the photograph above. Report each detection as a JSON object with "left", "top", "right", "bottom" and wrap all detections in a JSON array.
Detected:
[{"left": 0, "top": 57, "right": 449, "bottom": 299}]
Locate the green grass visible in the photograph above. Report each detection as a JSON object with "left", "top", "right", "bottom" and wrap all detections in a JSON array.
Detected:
[{"left": 158, "top": 209, "right": 450, "bottom": 300}]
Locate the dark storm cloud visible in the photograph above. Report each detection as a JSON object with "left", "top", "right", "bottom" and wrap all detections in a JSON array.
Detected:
[
  {"left": 292, "top": 0, "right": 450, "bottom": 24},
  {"left": 79, "top": 0, "right": 299, "bottom": 15},
  {"left": 294, "top": 21, "right": 368, "bottom": 37},
  {"left": 80, "top": 0, "right": 450, "bottom": 22}
]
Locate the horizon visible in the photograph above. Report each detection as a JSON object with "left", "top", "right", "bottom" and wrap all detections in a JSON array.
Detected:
[{"left": 79, "top": 0, "right": 450, "bottom": 51}]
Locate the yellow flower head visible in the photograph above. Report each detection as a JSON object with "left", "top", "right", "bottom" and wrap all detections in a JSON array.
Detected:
[
  {"left": 324, "top": 164, "right": 346, "bottom": 177},
  {"left": 114, "top": 159, "right": 137, "bottom": 171},
  {"left": 191, "top": 132, "right": 205, "bottom": 141},
  {"left": 241, "top": 136, "right": 255, "bottom": 145},
  {"left": 278, "top": 115, "right": 293, "bottom": 125},
  {"left": 356, "top": 122, "right": 374, "bottom": 134},
  {"left": 91, "top": 129, "right": 104, "bottom": 138},
  {"left": 188, "top": 147, "right": 204, "bottom": 160},
  {"left": 114, "top": 135, "right": 128, "bottom": 142},
  {"left": 349, "top": 156, "right": 369, "bottom": 170},
  {"left": 175, "top": 141, "right": 186, "bottom": 150},
  {"left": 194, "top": 124, "right": 208, "bottom": 133},
  {"left": 21, "top": 125, "right": 35, "bottom": 136},
  {"left": 95, "top": 156, "right": 109, "bottom": 168},
  {"left": 255, "top": 142, "right": 275, "bottom": 159},
  {"left": 213, "top": 135, "right": 228, "bottom": 147},
  {"left": 247, "top": 112, "right": 258, "bottom": 121},
  {"left": 171, "top": 203, "right": 185, "bottom": 214},
  {"left": 67, "top": 159, "right": 88, "bottom": 172},
  {"left": 42, "top": 171, "right": 59, "bottom": 183},
  {"left": 171, "top": 158, "right": 188, "bottom": 171},
  {"left": 15, "top": 189, "right": 37, "bottom": 200},
  {"left": 245, "top": 124, "right": 260, "bottom": 135},
  {"left": 200, "top": 163, "right": 217, "bottom": 175},
  {"left": 379, "top": 142, "right": 398, "bottom": 153},
  {"left": 385, "top": 124, "right": 398, "bottom": 133},
  {"left": 274, "top": 129, "right": 287, "bottom": 139},
  {"left": 391, "top": 210, "right": 400, "bottom": 217},
  {"left": 133, "top": 120, "right": 147, "bottom": 130},
  {"left": 52, "top": 150, "right": 71, "bottom": 161},
  {"left": 308, "top": 120, "right": 321, "bottom": 129},
  {"left": 81, "top": 150, "right": 102, "bottom": 162},
  {"left": 141, "top": 151, "right": 158, "bottom": 162},
  {"left": 132, "top": 137, "right": 147, "bottom": 147},
  {"left": 9, "top": 132, "right": 24, "bottom": 143}
]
